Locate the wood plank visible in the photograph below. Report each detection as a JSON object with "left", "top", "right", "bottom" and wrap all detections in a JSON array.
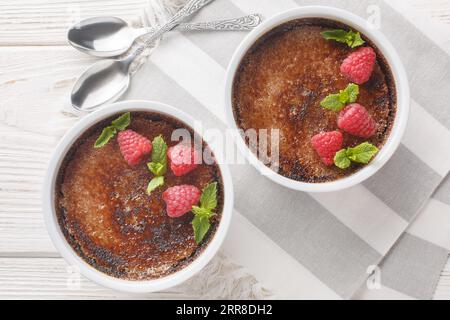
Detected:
[
  {"left": 0, "top": 257, "right": 195, "bottom": 299},
  {"left": 0, "top": 47, "right": 94, "bottom": 136},
  {"left": 408, "top": 0, "right": 450, "bottom": 24},
  {"left": 0, "top": 0, "right": 150, "bottom": 46},
  {"left": 0, "top": 255, "right": 264, "bottom": 299},
  {"left": 0, "top": 47, "right": 93, "bottom": 254}
]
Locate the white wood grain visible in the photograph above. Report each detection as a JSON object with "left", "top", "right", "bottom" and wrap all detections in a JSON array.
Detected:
[
  {"left": 0, "top": 258, "right": 195, "bottom": 299},
  {"left": 0, "top": 47, "right": 94, "bottom": 135},
  {"left": 0, "top": 0, "right": 149, "bottom": 46},
  {"left": 0, "top": 47, "right": 95, "bottom": 255},
  {"left": 408, "top": 0, "right": 450, "bottom": 24},
  {"left": 0, "top": 0, "right": 449, "bottom": 299}
]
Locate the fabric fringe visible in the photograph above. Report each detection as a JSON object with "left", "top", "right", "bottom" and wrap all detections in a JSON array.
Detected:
[{"left": 177, "top": 253, "right": 274, "bottom": 300}]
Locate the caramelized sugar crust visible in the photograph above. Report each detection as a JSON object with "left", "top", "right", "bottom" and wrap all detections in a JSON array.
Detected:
[
  {"left": 232, "top": 18, "right": 396, "bottom": 182},
  {"left": 56, "top": 112, "right": 224, "bottom": 280}
]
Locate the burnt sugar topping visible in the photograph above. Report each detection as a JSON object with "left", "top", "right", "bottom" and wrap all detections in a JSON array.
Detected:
[
  {"left": 232, "top": 18, "right": 397, "bottom": 182},
  {"left": 55, "top": 112, "right": 224, "bottom": 280}
]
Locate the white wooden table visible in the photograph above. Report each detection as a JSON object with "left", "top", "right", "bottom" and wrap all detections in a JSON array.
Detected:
[{"left": 0, "top": 0, "right": 449, "bottom": 299}]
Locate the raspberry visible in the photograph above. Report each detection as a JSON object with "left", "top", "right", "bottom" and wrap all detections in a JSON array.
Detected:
[
  {"left": 337, "top": 103, "right": 376, "bottom": 138},
  {"left": 340, "top": 47, "right": 376, "bottom": 84},
  {"left": 117, "top": 130, "right": 152, "bottom": 166},
  {"left": 167, "top": 144, "right": 201, "bottom": 177},
  {"left": 311, "top": 131, "right": 343, "bottom": 166},
  {"left": 162, "top": 185, "right": 201, "bottom": 218}
]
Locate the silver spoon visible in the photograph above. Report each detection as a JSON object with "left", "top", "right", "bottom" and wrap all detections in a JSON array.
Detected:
[
  {"left": 71, "top": 0, "right": 215, "bottom": 112},
  {"left": 68, "top": 14, "right": 262, "bottom": 57}
]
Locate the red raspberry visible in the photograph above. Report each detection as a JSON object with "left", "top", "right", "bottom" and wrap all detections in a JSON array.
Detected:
[
  {"left": 167, "top": 144, "right": 201, "bottom": 177},
  {"left": 162, "top": 185, "right": 201, "bottom": 218},
  {"left": 340, "top": 47, "right": 376, "bottom": 84},
  {"left": 117, "top": 130, "right": 152, "bottom": 166},
  {"left": 311, "top": 131, "right": 343, "bottom": 166},
  {"left": 337, "top": 103, "right": 376, "bottom": 138}
]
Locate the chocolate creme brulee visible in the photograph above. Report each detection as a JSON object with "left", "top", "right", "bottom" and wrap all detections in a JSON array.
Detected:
[
  {"left": 55, "top": 112, "right": 224, "bottom": 280},
  {"left": 232, "top": 18, "right": 396, "bottom": 182}
]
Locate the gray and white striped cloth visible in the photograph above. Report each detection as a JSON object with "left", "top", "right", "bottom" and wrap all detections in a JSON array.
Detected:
[{"left": 126, "top": 0, "right": 450, "bottom": 299}]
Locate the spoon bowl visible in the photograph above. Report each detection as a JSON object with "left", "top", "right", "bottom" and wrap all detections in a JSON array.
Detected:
[
  {"left": 68, "top": 17, "right": 142, "bottom": 57},
  {"left": 71, "top": 59, "right": 131, "bottom": 111}
]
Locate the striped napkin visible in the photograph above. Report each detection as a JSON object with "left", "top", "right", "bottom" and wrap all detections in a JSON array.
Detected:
[{"left": 123, "top": 0, "right": 450, "bottom": 299}]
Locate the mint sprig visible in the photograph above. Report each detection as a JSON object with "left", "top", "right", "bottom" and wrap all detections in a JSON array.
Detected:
[
  {"left": 191, "top": 182, "right": 217, "bottom": 244},
  {"left": 146, "top": 135, "right": 168, "bottom": 194},
  {"left": 94, "top": 112, "right": 131, "bottom": 148},
  {"left": 334, "top": 142, "right": 379, "bottom": 169},
  {"left": 147, "top": 176, "right": 164, "bottom": 194},
  {"left": 321, "top": 29, "right": 365, "bottom": 48},
  {"left": 192, "top": 215, "right": 211, "bottom": 245},
  {"left": 94, "top": 126, "right": 117, "bottom": 148},
  {"left": 111, "top": 112, "right": 132, "bottom": 130},
  {"left": 321, "top": 83, "right": 359, "bottom": 111}
]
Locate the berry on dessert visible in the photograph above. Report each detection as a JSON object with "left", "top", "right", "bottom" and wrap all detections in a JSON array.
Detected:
[
  {"left": 340, "top": 47, "right": 376, "bottom": 84},
  {"left": 311, "top": 131, "right": 344, "bottom": 166},
  {"left": 167, "top": 143, "right": 201, "bottom": 177},
  {"left": 163, "top": 185, "right": 201, "bottom": 218},
  {"left": 117, "top": 129, "right": 152, "bottom": 166},
  {"left": 337, "top": 103, "right": 376, "bottom": 138}
]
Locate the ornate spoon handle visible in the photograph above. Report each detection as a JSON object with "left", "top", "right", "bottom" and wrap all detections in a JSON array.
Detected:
[
  {"left": 128, "top": 0, "right": 215, "bottom": 60},
  {"left": 143, "top": 0, "right": 214, "bottom": 45},
  {"left": 157, "top": 14, "right": 263, "bottom": 32}
]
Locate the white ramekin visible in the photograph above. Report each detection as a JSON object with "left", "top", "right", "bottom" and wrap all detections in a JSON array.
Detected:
[
  {"left": 42, "top": 100, "right": 234, "bottom": 293},
  {"left": 224, "top": 6, "right": 410, "bottom": 193}
]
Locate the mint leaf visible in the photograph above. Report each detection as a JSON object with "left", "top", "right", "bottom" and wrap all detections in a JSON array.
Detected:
[
  {"left": 350, "top": 31, "right": 365, "bottom": 48},
  {"left": 347, "top": 142, "right": 379, "bottom": 164},
  {"left": 190, "top": 181, "right": 218, "bottom": 244},
  {"left": 146, "top": 136, "right": 168, "bottom": 194},
  {"left": 147, "top": 162, "right": 165, "bottom": 176},
  {"left": 191, "top": 206, "right": 212, "bottom": 217},
  {"left": 346, "top": 83, "right": 359, "bottom": 103},
  {"left": 334, "top": 149, "right": 352, "bottom": 169},
  {"left": 147, "top": 176, "right": 164, "bottom": 194},
  {"left": 334, "top": 142, "right": 378, "bottom": 169},
  {"left": 321, "top": 84, "right": 359, "bottom": 111},
  {"left": 321, "top": 29, "right": 365, "bottom": 48},
  {"left": 321, "top": 29, "right": 350, "bottom": 42},
  {"left": 200, "top": 182, "right": 217, "bottom": 212},
  {"left": 147, "top": 135, "right": 167, "bottom": 178},
  {"left": 111, "top": 112, "right": 131, "bottom": 131},
  {"left": 192, "top": 215, "right": 211, "bottom": 244},
  {"left": 93, "top": 112, "right": 131, "bottom": 148},
  {"left": 338, "top": 90, "right": 349, "bottom": 104},
  {"left": 150, "top": 135, "right": 167, "bottom": 174},
  {"left": 321, "top": 93, "right": 344, "bottom": 111},
  {"left": 94, "top": 126, "right": 117, "bottom": 148}
]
